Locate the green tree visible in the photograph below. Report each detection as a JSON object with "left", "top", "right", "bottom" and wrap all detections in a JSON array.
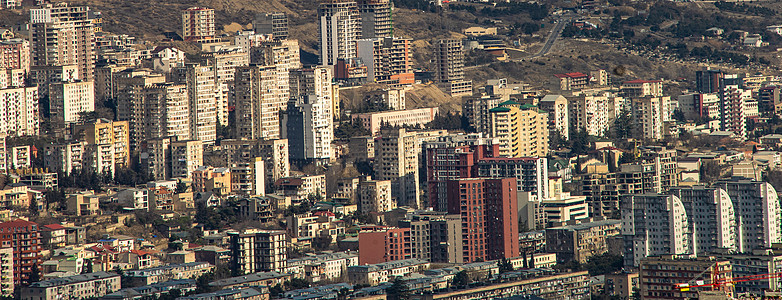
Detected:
[
  {"left": 452, "top": 271, "right": 472, "bottom": 288},
  {"left": 386, "top": 277, "right": 411, "bottom": 300},
  {"left": 312, "top": 235, "right": 333, "bottom": 251},
  {"left": 499, "top": 258, "right": 514, "bottom": 273}
]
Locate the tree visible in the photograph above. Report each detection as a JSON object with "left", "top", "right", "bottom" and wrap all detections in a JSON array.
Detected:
[
  {"left": 312, "top": 235, "right": 333, "bottom": 251},
  {"left": 285, "top": 278, "right": 310, "bottom": 291},
  {"left": 386, "top": 277, "right": 411, "bottom": 300},
  {"left": 672, "top": 109, "right": 686, "bottom": 123},
  {"left": 452, "top": 271, "right": 472, "bottom": 288},
  {"left": 29, "top": 263, "right": 40, "bottom": 284},
  {"left": 583, "top": 253, "right": 624, "bottom": 276},
  {"left": 499, "top": 258, "right": 514, "bottom": 273}
]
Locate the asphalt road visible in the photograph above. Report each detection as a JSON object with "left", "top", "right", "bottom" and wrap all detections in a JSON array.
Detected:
[{"left": 530, "top": 16, "right": 571, "bottom": 58}]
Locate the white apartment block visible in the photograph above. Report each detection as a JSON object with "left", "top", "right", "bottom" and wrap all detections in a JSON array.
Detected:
[
  {"left": 138, "top": 83, "right": 191, "bottom": 146},
  {"left": 181, "top": 64, "right": 218, "bottom": 144},
  {"left": 374, "top": 128, "right": 423, "bottom": 208},
  {"left": 0, "top": 247, "right": 12, "bottom": 296},
  {"left": 0, "top": 86, "right": 39, "bottom": 137},
  {"left": 621, "top": 194, "right": 691, "bottom": 267},
  {"left": 669, "top": 186, "right": 736, "bottom": 256},
  {"left": 44, "top": 142, "right": 86, "bottom": 176},
  {"left": 49, "top": 81, "right": 95, "bottom": 125},
  {"left": 539, "top": 95, "right": 569, "bottom": 140},
  {"left": 715, "top": 180, "right": 781, "bottom": 253},
  {"left": 284, "top": 94, "right": 334, "bottom": 161},
  {"left": 569, "top": 92, "right": 625, "bottom": 137},
  {"left": 251, "top": 39, "right": 301, "bottom": 106}
]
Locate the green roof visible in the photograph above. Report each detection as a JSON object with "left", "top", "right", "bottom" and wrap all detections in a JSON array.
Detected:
[{"left": 489, "top": 107, "right": 512, "bottom": 113}]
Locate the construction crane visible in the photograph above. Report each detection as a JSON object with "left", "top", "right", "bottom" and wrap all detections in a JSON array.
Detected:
[{"left": 676, "top": 272, "right": 782, "bottom": 292}]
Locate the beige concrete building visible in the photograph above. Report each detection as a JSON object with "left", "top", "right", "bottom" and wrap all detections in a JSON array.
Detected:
[
  {"left": 435, "top": 39, "right": 472, "bottom": 96},
  {"left": 179, "top": 64, "right": 217, "bottom": 144},
  {"left": 318, "top": 0, "right": 361, "bottom": 65},
  {"left": 639, "top": 255, "right": 733, "bottom": 300},
  {"left": 545, "top": 219, "right": 621, "bottom": 264},
  {"left": 182, "top": 7, "right": 215, "bottom": 42},
  {"left": 373, "top": 128, "right": 441, "bottom": 208},
  {"left": 228, "top": 229, "right": 287, "bottom": 274},
  {"left": 192, "top": 166, "right": 232, "bottom": 195},
  {"left": 73, "top": 119, "right": 130, "bottom": 169},
  {"left": 356, "top": 37, "right": 414, "bottom": 85},
  {"left": 136, "top": 83, "right": 191, "bottom": 147},
  {"left": 0, "top": 39, "right": 30, "bottom": 73},
  {"left": 67, "top": 191, "right": 100, "bottom": 216},
  {"left": 250, "top": 39, "right": 301, "bottom": 108},
  {"left": 253, "top": 12, "right": 289, "bottom": 39},
  {"left": 21, "top": 272, "right": 121, "bottom": 300},
  {"left": 488, "top": 101, "right": 549, "bottom": 158},
  {"left": 352, "top": 107, "right": 439, "bottom": 135},
  {"left": 171, "top": 140, "right": 203, "bottom": 179},
  {"left": 235, "top": 65, "right": 285, "bottom": 140},
  {"left": 358, "top": 178, "right": 394, "bottom": 213},
  {"left": 29, "top": 3, "right": 96, "bottom": 81},
  {"left": 199, "top": 47, "right": 250, "bottom": 126},
  {"left": 141, "top": 137, "right": 172, "bottom": 181}
]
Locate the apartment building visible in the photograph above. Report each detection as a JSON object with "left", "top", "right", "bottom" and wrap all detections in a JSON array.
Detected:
[
  {"left": 21, "top": 272, "right": 121, "bottom": 300},
  {"left": 221, "top": 139, "right": 290, "bottom": 189},
  {"left": 253, "top": 12, "right": 289, "bottom": 39},
  {"left": 192, "top": 166, "right": 232, "bottom": 195},
  {"left": 177, "top": 63, "right": 218, "bottom": 144},
  {"left": 621, "top": 194, "right": 691, "bottom": 267},
  {"left": 286, "top": 212, "right": 345, "bottom": 242},
  {"left": 182, "top": 7, "right": 215, "bottom": 42},
  {"left": 423, "top": 133, "right": 499, "bottom": 210},
  {"left": 0, "top": 39, "right": 30, "bottom": 72},
  {"left": 540, "top": 193, "right": 590, "bottom": 226},
  {"left": 230, "top": 157, "right": 265, "bottom": 196},
  {"left": 545, "top": 219, "right": 621, "bottom": 263},
  {"left": 446, "top": 178, "right": 519, "bottom": 263},
  {"left": 714, "top": 180, "right": 781, "bottom": 253},
  {"left": 357, "top": 0, "right": 392, "bottom": 38},
  {"left": 621, "top": 79, "right": 663, "bottom": 97},
  {"left": 347, "top": 259, "right": 430, "bottom": 286},
  {"left": 0, "top": 247, "right": 11, "bottom": 296},
  {"left": 476, "top": 157, "right": 550, "bottom": 198},
  {"left": 0, "top": 219, "right": 42, "bottom": 285},
  {"left": 170, "top": 140, "right": 203, "bottom": 179},
  {"left": 539, "top": 94, "right": 569, "bottom": 140},
  {"left": 554, "top": 72, "right": 589, "bottom": 91},
  {"left": 73, "top": 119, "right": 130, "bottom": 169},
  {"left": 229, "top": 229, "right": 287, "bottom": 274},
  {"left": 49, "top": 80, "right": 95, "bottom": 126},
  {"left": 631, "top": 96, "right": 664, "bottom": 140},
  {"left": 669, "top": 185, "right": 737, "bottom": 256},
  {"left": 639, "top": 255, "right": 733, "bottom": 300},
  {"left": 135, "top": 83, "right": 191, "bottom": 146},
  {"left": 283, "top": 94, "right": 334, "bottom": 162},
  {"left": 234, "top": 65, "right": 285, "bottom": 140},
  {"left": 398, "top": 213, "right": 463, "bottom": 263},
  {"left": 29, "top": 3, "right": 96, "bottom": 81},
  {"left": 488, "top": 101, "right": 549, "bottom": 158},
  {"left": 198, "top": 47, "right": 250, "bottom": 126},
  {"left": 356, "top": 37, "right": 414, "bottom": 85},
  {"left": 285, "top": 252, "right": 358, "bottom": 282},
  {"left": 274, "top": 174, "right": 326, "bottom": 201},
  {"left": 352, "top": 107, "right": 439, "bottom": 135},
  {"left": 374, "top": 128, "right": 422, "bottom": 208},
  {"left": 318, "top": 0, "right": 361, "bottom": 66},
  {"left": 250, "top": 39, "right": 301, "bottom": 107},
  {"left": 358, "top": 226, "right": 411, "bottom": 265},
  {"left": 435, "top": 39, "right": 472, "bottom": 96},
  {"left": 568, "top": 92, "right": 625, "bottom": 137},
  {"left": 0, "top": 86, "right": 39, "bottom": 137},
  {"left": 357, "top": 178, "right": 393, "bottom": 213},
  {"left": 140, "top": 137, "right": 171, "bottom": 181},
  {"left": 463, "top": 95, "right": 503, "bottom": 134}
]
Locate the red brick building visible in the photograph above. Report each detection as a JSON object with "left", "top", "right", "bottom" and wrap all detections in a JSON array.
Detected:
[
  {"left": 424, "top": 134, "right": 500, "bottom": 211},
  {"left": 446, "top": 178, "right": 519, "bottom": 262},
  {"left": 358, "top": 225, "right": 411, "bottom": 265},
  {"left": 0, "top": 219, "right": 42, "bottom": 285}
]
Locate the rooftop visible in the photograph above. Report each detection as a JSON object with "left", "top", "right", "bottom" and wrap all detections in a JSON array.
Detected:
[{"left": 28, "top": 272, "right": 119, "bottom": 288}]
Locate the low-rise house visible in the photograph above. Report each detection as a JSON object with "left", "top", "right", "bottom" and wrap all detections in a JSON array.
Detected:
[{"left": 285, "top": 252, "right": 359, "bottom": 282}]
